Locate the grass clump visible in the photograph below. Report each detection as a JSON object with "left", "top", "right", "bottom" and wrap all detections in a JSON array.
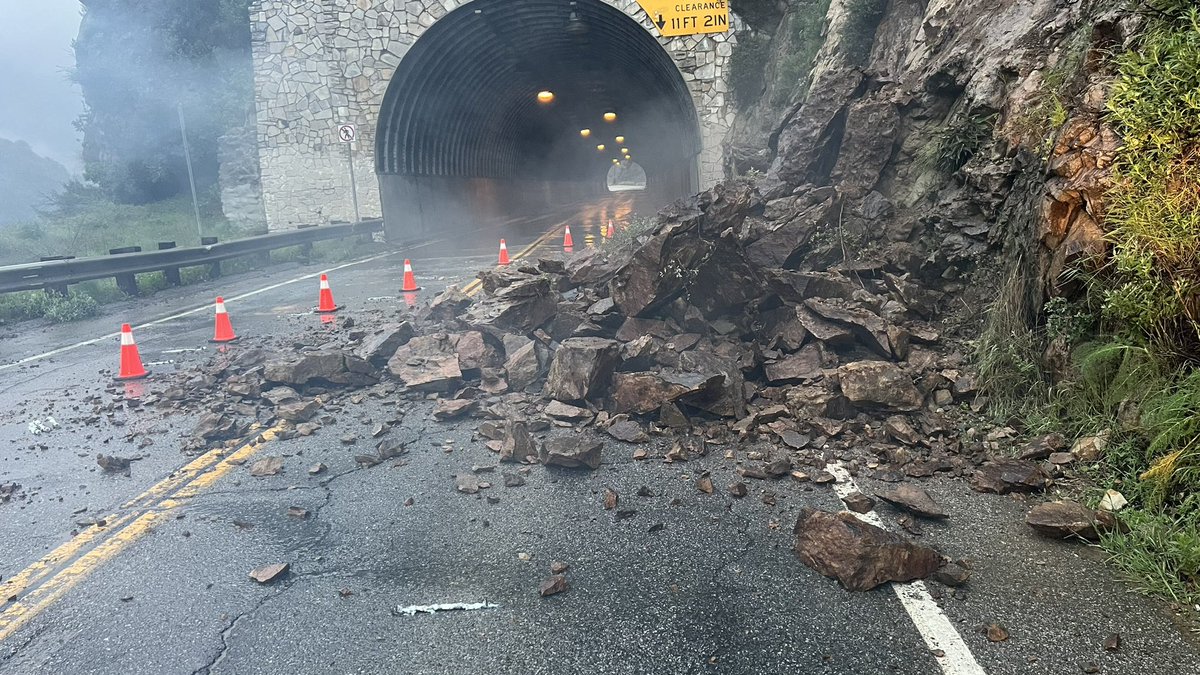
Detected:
[
  {"left": 0, "top": 290, "right": 101, "bottom": 326},
  {"left": 917, "top": 113, "right": 998, "bottom": 174},
  {"left": 1101, "top": 5, "right": 1200, "bottom": 353}
]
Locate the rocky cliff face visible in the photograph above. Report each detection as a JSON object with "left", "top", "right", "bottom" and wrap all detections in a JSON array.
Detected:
[{"left": 726, "top": 0, "right": 1133, "bottom": 323}]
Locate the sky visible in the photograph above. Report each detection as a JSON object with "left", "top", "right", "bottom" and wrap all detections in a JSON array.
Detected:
[{"left": 0, "top": 0, "right": 84, "bottom": 172}]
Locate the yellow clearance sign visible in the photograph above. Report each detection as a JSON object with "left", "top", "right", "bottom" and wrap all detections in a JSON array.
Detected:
[{"left": 635, "top": 0, "right": 730, "bottom": 38}]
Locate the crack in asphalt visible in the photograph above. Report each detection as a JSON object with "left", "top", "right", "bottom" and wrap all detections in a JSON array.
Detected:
[{"left": 189, "top": 585, "right": 282, "bottom": 675}]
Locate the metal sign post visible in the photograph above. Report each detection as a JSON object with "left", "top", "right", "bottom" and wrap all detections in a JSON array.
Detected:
[{"left": 338, "top": 123, "right": 362, "bottom": 224}]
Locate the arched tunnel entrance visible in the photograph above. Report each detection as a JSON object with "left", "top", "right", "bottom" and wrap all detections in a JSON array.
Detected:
[{"left": 375, "top": 0, "right": 702, "bottom": 240}]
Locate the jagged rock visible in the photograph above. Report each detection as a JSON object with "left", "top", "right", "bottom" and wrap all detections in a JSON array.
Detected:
[
  {"left": 387, "top": 335, "right": 463, "bottom": 392},
  {"left": 264, "top": 351, "right": 347, "bottom": 386},
  {"left": 676, "top": 351, "right": 746, "bottom": 418},
  {"left": 502, "top": 471, "right": 526, "bottom": 487},
  {"left": 540, "top": 437, "right": 603, "bottom": 469},
  {"left": 449, "top": 331, "right": 497, "bottom": 371},
  {"left": 876, "top": 484, "right": 948, "bottom": 519},
  {"left": 805, "top": 298, "right": 892, "bottom": 357},
  {"left": 538, "top": 574, "right": 569, "bottom": 597},
  {"left": 248, "top": 456, "right": 284, "bottom": 477},
  {"left": 1026, "top": 501, "right": 1118, "bottom": 541},
  {"left": 544, "top": 337, "right": 619, "bottom": 402},
  {"left": 545, "top": 400, "right": 593, "bottom": 422},
  {"left": 500, "top": 421, "right": 537, "bottom": 463},
  {"left": 262, "top": 386, "right": 300, "bottom": 405},
  {"left": 932, "top": 562, "right": 971, "bottom": 587},
  {"left": 427, "top": 286, "right": 472, "bottom": 321},
  {"left": 970, "top": 459, "right": 1050, "bottom": 494},
  {"left": 96, "top": 454, "right": 136, "bottom": 476},
  {"left": 796, "top": 306, "right": 855, "bottom": 345},
  {"left": 758, "top": 305, "right": 810, "bottom": 351},
  {"left": 433, "top": 398, "right": 476, "bottom": 420},
  {"left": 603, "top": 487, "right": 619, "bottom": 509},
  {"left": 1071, "top": 431, "right": 1110, "bottom": 462},
  {"left": 1099, "top": 489, "right": 1128, "bottom": 512},
  {"left": 764, "top": 344, "right": 823, "bottom": 382},
  {"left": 841, "top": 492, "right": 876, "bottom": 514},
  {"left": 793, "top": 508, "right": 942, "bottom": 591},
  {"left": 658, "top": 401, "right": 691, "bottom": 428},
  {"left": 838, "top": 361, "right": 922, "bottom": 411},
  {"left": 249, "top": 563, "right": 289, "bottom": 584},
  {"left": 192, "top": 413, "right": 237, "bottom": 440},
  {"left": 355, "top": 323, "right": 414, "bottom": 365},
  {"left": 1018, "top": 433, "right": 1068, "bottom": 460},
  {"left": 728, "top": 482, "right": 748, "bottom": 498},
  {"left": 275, "top": 400, "right": 320, "bottom": 423},
  {"left": 606, "top": 420, "right": 649, "bottom": 444},
  {"left": 610, "top": 371, "right": 722, "bottom": 414},
  {"left": 503, "top": 340, "right": 542, "bottom": 391},
  {"left": 466, "top": 276, "right": 558, "bottom": 333},
  {"left": 455, "top": 474, "right": 481, "bottom": 494},
  {"left": 883, "top": 416, "right": 921, "bottom": 445}
]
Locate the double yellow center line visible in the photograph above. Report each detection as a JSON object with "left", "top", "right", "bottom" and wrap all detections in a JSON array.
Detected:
[
  {"left": 0, "top": 425, "right": 284, "bottom": 643},
  {"left": 0, "top": 223, "right": 566, "bottom": 645}
]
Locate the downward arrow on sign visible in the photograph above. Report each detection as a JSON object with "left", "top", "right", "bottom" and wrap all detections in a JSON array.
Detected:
[{"left": 656, "top": 14, "right": 665, "bottom": 29}]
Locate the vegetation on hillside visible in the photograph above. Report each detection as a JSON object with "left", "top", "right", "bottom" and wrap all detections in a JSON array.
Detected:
[{"left": 977, "top": 0, "right": 1200, "bottom": 604}]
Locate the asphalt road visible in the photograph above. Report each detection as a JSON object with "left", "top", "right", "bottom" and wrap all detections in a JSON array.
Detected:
[{"left": 1, "top": 194, "right": 1198, "bottom": 674}]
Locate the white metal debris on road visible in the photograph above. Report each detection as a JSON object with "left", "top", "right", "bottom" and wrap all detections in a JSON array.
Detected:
[{"left": 27, "top": 417, "right": 59, "bottom": 435}]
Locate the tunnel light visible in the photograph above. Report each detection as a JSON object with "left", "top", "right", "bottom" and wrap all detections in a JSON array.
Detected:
[
  {"left": 596, "top": 144, "right": 606, "bottom": 151},
  {"left": 580, "top": 128, "right": 591, "bottom": 138},
  {"left": 537, "top": 90, "right": 555, "bottom": 104},
  {"left": 603, "top": 112, "right": 617, "bottom": 123},
  {"left": 612, "top": 158, "right": 620, "bottom": 164},
  {"left": 615, "top": 135, "right": 625, "bottom": 144}
]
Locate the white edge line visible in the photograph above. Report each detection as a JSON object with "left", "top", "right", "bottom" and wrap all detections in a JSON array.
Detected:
[
  {"left": 825, "top": 463, "right": 987, "bottom": 675},
  {"left": 0, "top": 249, "right": 403, "bottom": 373},
  {"left": 0, "top": 197, "right": 606, "bottom": 374}
]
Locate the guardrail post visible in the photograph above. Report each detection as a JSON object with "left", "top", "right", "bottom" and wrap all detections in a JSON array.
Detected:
[
  {"left": 200, "top": 237, "right": 221, "bottom": 278},
  {"left": 38, "top": 256, "right": 75, "bottom": 296},
  {"left": 297, "top": 223, "right": 317, "bottom": 261},
  {"left": 157, "top": 242, "right": 182, "bottom": 285},
  {"left": 109, "top": 247, "right": 143, "bottom": 295}
]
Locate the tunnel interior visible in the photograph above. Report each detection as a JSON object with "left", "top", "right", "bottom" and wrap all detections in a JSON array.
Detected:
[{"left": 375, "top": 0, "right": 702, "bottom": 238}]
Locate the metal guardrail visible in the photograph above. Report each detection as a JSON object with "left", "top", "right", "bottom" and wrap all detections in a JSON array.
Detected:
[{"left": 0, "top": 219, "right": 383, "bottom": 295}]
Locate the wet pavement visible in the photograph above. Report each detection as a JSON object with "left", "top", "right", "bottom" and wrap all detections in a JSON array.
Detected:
[{"left": 1, "top": 193, "right": 1199, "bottom": 674}]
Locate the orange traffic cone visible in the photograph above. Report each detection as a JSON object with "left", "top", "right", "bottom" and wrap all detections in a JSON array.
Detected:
[
  {"left": 316, "top": 274, "right": 340, "bottom": 313},
  {"left": 401, "top": 259, "right": 421, "bottom": 292},
  {"left": 116, "top": 323, "right": 149, "bottom": 381},
  {"left": 210, "top": 296, "right": 238, "bottom": 343},
  {"left": 498, "top": 239, "right": 510, "bottom": 266},
  {"left": 606, "top": 220, "right": 615, "bottom": 238},
  {"left": 563, "top": 225, "right": 574, "bottom": 250}
]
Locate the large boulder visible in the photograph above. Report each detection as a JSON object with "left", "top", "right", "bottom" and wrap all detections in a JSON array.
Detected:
[
  {"left": 610, "top": 371, "right": 723, "bottom": 415},
  {"left": 544, "top": 338, "right": 620, "bottom": 402},
  {"left": 793, "top": 508, "right": 942, "bottom": 591},
  {"left": 387, "top": 335, "right": 463, "bottom": 392},
  {"left": 837, "top": 361, "right": 922, "bottom": 411},
  {"left": 264, "top": 352, "right": 347, "bottom": 386},
  {"left": 355, "top": 323, "right": 414, "bottom": 366},
  {"left": 1025, "top": 501, "right": 1119, "bottom": 541}
]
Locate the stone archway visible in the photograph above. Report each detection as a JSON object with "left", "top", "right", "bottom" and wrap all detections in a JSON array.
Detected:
[{"left": 251, "top": 0, "right": 734, "bottom": 231}]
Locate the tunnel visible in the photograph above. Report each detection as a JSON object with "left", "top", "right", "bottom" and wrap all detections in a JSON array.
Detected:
[{"left": 375, "top": 0, "right": 702, "bottom": 240}]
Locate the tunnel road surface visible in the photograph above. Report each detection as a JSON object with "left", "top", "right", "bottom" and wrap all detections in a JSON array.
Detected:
[{"left": 1, "top": 197, "right": 1199, "bottom": 674}]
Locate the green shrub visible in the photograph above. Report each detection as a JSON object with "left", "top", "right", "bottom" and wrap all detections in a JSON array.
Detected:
[
  {"left": 0, "top": 290, "right": 101, "bottom": 325},
  {"left": 916, "top": 113, "right": 997, "bottom": 174},
  {"left": 1101, "top": 7, "right": 1200, "bottom": 350}
]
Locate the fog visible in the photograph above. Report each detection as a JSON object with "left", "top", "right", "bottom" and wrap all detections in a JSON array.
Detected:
[{"left": 0, "top": 0, "right": 84, "bottom": 172}]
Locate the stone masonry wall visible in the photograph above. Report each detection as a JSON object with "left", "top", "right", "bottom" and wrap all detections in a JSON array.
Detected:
[{"left": 251, "top": 0, "right": 735, "bottom": 230}]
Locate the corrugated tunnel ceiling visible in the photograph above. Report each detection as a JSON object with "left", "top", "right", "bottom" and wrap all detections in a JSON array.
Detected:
[{"left": 376, "top": 0, "right": 701, "bottom": 186}]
